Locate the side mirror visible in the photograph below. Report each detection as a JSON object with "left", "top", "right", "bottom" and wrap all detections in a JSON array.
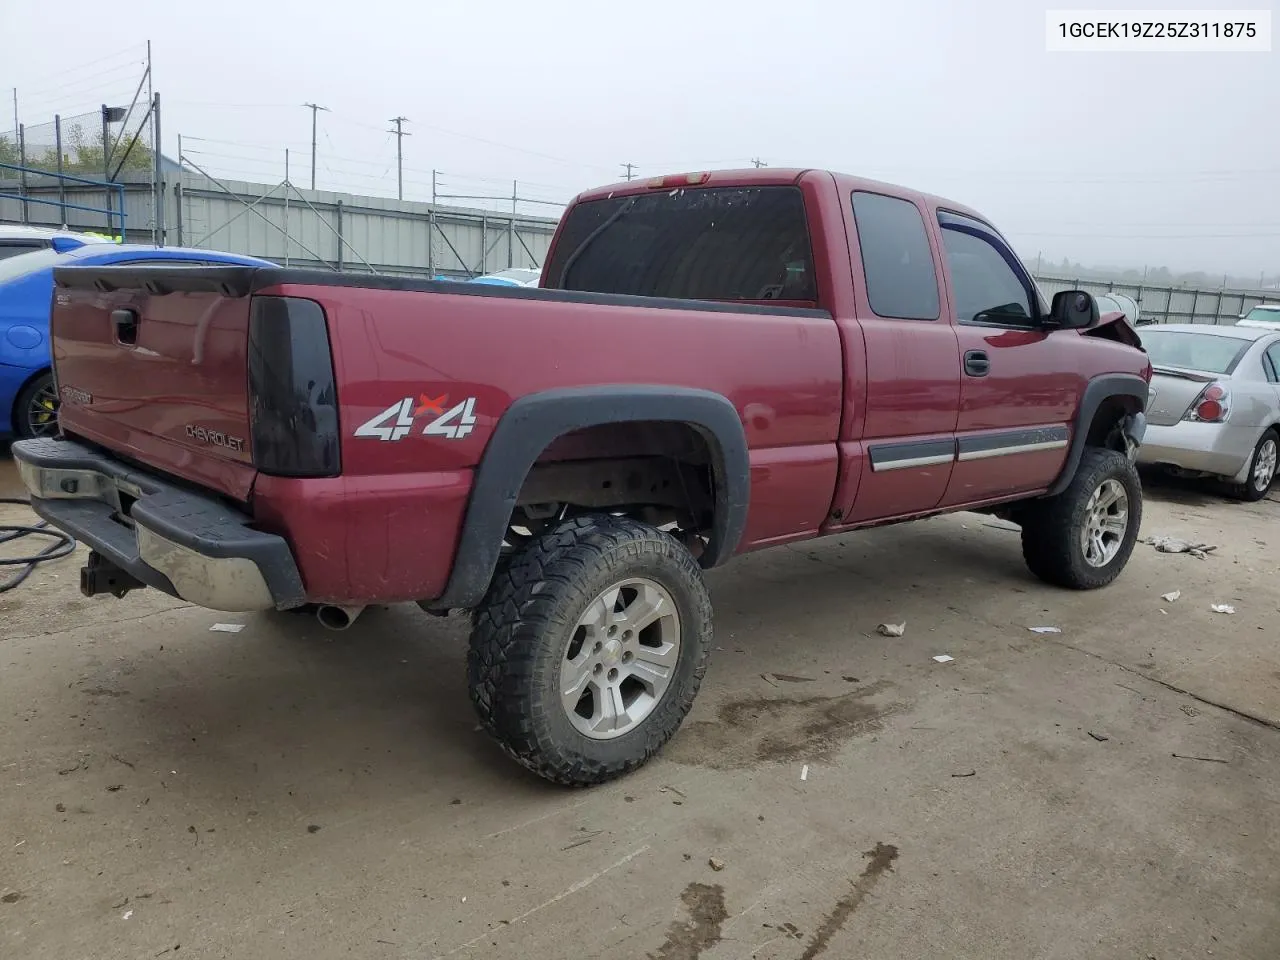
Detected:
[{"left": 1049, "top": 290, "right": 1099, "bottom": 329}]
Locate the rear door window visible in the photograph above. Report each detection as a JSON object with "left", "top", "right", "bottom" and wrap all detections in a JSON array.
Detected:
[
  {"left": 850, "top": 191, "right": 940, "bottom": 321},
  {"left": 0, "top": 241, "right": 47, "bottom": 262},
  {"left": 1265, "top": 344, "right": 1280, "bottom": 383},
  {"left": 543, "top": 186, "right": 816, "bottom": 302}
]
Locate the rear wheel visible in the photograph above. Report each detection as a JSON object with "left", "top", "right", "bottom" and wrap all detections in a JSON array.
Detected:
[
  {"left": 1232, "top": 430, "right": 1278, "bottom": 502},
  {"left": 467, "top": 515, "right": 712, "bottom": 786},
  {"left": 1020, "top": 447, "right": 1142, "bottom": 589},
  {"left": 15, "top": 372, "right": 58, "bottom": 440}
]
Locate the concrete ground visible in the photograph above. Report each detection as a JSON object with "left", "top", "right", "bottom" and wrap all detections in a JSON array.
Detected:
[{"left": 2, "top": 452, "right": 1279, "bottom": 960}]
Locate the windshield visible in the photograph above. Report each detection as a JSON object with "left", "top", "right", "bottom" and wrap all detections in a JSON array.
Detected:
[
  {"left": 1140, "top": 329, "right": 1253, "bottom": 374},
  {"left": 1243, "top": 306, "right": 1280, "bottom": 324},
  {"left": 544, "top": 185, "right": 816, "bottom": 302},
  {"left": 0, "top": 247, "right": 63, "bottom": 285}
]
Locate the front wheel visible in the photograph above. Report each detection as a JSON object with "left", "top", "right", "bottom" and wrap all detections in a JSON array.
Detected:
[
  {"left": 1232, "top": 429, "right": 1278, "bottom": 502},
  {"left": 467, "top": 515, "right": 712, "bottom": 786},
  {"left": 1020, "top": 447, "right": 1143, "bottom": 590}
]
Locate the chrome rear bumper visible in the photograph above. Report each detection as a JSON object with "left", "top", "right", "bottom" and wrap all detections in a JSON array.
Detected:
[{"left": 11, "top": 436, "right": 305, "bottom": 612}]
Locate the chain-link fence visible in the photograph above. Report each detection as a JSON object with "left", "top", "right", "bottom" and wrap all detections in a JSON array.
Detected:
[{"left": 0, "top": 100, "right": 158, "bottom": 236}]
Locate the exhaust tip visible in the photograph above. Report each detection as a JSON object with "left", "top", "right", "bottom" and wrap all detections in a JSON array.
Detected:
[{"left": 316, "top": 604, "right": 365, "bottom": 631}]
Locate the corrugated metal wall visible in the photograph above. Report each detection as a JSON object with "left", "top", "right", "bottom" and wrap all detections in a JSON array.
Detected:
[
  {"left": 1034, "top": 275, "right": 1273, "bottom": 325},
  {"left": 0, "top": 170, "right": 559, "bottom": 279}
]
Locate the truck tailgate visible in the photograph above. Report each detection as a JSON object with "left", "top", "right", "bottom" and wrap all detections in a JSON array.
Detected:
[{"left": 50, "top": 265, "right": 259, "bottom": 501}]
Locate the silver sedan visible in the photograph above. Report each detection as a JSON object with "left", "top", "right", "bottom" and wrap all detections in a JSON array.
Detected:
[{"left": 1137, "top": 324, "right": 1280, "bottom": 500}]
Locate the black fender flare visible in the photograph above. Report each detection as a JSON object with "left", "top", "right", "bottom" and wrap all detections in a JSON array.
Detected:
[
  {"left": 431, "top": 385, "right": 750, "bottom": 610},
  {"left": 1046, "top": 373, "right": 1149, "bottom": 497}
]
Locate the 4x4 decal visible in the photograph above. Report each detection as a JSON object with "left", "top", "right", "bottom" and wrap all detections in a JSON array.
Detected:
[{"left": 354, "top": 393, "right": 478, "bottom": 442}]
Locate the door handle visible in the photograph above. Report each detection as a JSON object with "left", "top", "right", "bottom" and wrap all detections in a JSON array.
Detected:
[
  {"left": 963, "top": 349, "right": 990, "bottom": 377},
  {"left": 111, "top": 308, "right": 139, "bottom": 345}
]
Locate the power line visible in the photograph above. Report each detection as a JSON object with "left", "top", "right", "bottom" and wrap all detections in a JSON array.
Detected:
[
  {"left": 621, "top": 162, "right": 635, "bottom": 181},
  {"left": 13, "top": 44, "right": 148, "bottom": 89}
]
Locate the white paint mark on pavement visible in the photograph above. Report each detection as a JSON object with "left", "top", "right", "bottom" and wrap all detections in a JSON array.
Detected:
[{"left": 436, "top": 844, "right": 651, "bottom": 957}]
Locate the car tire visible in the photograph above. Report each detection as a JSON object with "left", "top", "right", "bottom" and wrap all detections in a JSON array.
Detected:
[
  {"left": 1020, "top": 447, "right": 1143, "bottom": 590},
  {"left": 1231, "top": 429, "right": 1278, "bottom": 502},
  {"left": 467, "top": 515, "right": 712, "bottom": 786},
  {"left": 14, "top": 371, "right": 58, "bottom": 440}
]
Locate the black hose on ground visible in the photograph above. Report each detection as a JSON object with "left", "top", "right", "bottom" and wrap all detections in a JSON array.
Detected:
[{"left": 0, "top": 498, "right": 77, "bottom": 593}]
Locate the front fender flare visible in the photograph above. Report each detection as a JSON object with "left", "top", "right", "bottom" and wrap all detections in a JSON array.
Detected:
[
  {"left": 430, "top": 385, "right": 750, "bottom": 610},
  {"left": 1046, "top": 373, "right": 1149, "bottom": 497}
]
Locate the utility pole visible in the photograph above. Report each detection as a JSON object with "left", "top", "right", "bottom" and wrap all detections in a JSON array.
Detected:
[
  {"left": 388, "top": 116, "right": 410, "bottom": 200},
  {"left": 11, "top": 88, "right": 17, "bottom": 143},
  {"left": 751, "top": 158, "right": 767, "bottom": 168},
  {"left": 621, "top": 162, "right": 635, "bottom": 181},
  {"left": 302, "top": 102, "right": 329, "bottom": 191}
]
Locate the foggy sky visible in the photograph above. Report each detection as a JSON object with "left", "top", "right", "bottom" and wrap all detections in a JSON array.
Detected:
[{"left": 3, "top": 0, "right": 1278, "bottom": 275}]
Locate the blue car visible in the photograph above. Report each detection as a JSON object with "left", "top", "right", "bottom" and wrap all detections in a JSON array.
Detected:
[{"left": 1, "top": 244, "right": 275, "bottom": 439}]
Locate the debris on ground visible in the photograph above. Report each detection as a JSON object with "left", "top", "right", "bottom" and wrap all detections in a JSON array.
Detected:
[
  {"left": 1144, "top": 536, "right": 1217, "bottom": 559},
  {"left": 561, "top": 829, "right": 604, "bottom": 851},
  {"left": 1210, "top": 604, "right": 1235, "bottom": 615},
  {"left": 1180, "top": 704, "right": 1200, "bottom": 717},
  {"left": 951, "top": 769, "right": 976, "bottom": 778},
  {"left": 1088, "top": 731, "right": 1110, "bottom": 742},
  {"left": 877, "top": 622, "right": 905, "bottom": 638},
  {"left": 771, "top": 674, "right": 817, "bottom": 683},
  {"left": 209, "top": 623, "right": 245, "bottom": 633},
  {"left": 1028, "top": 626, "right": 1061, "bottom": 634},
  {"left": 800, "top": 764, "right": 809, "bottom": 781},
  {"left": 1172, "top": 752, "right": 1229, "bottom": 764},
  {"left": 1161, "top": 591, "right": 1182, "bottom": 603},
  {"left": 932, "top": 654, "right": 955, "bottom": 663},
  {"left": 708, "top": 857, "right": 726, "bottom": 872}
]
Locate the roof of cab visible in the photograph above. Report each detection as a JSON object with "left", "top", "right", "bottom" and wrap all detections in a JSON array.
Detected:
[{"left": 570, "top": 168, "right": 989, "bottom": 224}]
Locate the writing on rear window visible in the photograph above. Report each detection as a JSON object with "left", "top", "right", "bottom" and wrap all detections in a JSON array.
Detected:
[{"left": 544, "top": 186, "right": 816, "bottom": 302}]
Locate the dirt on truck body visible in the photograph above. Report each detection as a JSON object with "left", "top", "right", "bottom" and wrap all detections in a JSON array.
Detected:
[{"left": 13, "top": 167, "right": 1151, "bottom": 785}]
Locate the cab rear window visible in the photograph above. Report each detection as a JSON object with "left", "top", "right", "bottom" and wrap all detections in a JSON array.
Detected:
[{"left": 544, "top": 186, "right": 816, "bottom": 303}]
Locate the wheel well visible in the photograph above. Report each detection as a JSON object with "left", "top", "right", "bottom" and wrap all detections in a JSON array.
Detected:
[
  {"left": 510, "top": 421, "right": 717, "bottom": 555},
  {"left": 1084, "top": 395, "right": 1141, "bottom": 452}
]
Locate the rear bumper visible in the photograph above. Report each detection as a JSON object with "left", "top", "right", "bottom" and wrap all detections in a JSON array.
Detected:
[
  {"left": 10, "top": 436, "right": 306, "bottom": 612},
  {"left": 1136, "top": 420, "right": 1257, "bottom": 482}
]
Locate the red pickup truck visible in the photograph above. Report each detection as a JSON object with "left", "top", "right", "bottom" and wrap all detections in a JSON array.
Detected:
[{"left": 13, "top": 169, "right": 1150, "bottom": 786}]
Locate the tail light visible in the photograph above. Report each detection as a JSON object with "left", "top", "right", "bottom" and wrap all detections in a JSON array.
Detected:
[
  {"left": 1184, "top": 382, "right": 1232, "bottom": 423},
  {"left": 247, "top": 296, "right": 341, "bottom": 477}
]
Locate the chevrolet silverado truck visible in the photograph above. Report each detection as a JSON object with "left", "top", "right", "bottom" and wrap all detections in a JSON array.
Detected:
[{"left": 12, "top": 169, "right": 1150, "bottom": 786}]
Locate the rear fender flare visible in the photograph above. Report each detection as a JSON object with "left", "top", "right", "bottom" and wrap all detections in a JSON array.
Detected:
[
  {"left": 1047, "top": 374, "right": 1149, "bottom": 497},
  {"left": 431, "top": 385, "right": 750, "bottom": 610}
]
